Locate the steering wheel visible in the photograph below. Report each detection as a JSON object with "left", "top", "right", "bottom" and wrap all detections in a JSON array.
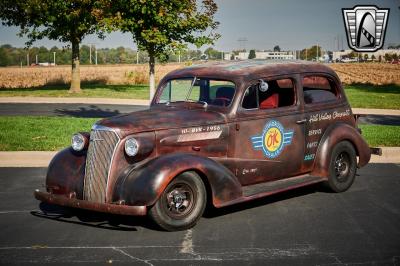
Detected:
[{"left": 212, "top": 97, "right": 231, "bottom": 107}]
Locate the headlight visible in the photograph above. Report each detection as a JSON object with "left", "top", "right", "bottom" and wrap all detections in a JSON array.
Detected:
[
  {"left": 71, "top": 133, "right": 86, "bottom": 151},
  {"left": 125, "top": 138, "right": 139, "bottom": 157}
]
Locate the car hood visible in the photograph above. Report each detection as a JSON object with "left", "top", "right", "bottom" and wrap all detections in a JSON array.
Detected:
[{"left": 95, "top": 106, "right": 227, "bottom": 136}]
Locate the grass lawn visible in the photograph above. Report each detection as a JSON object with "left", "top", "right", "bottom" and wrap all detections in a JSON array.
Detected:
[
  {"left": 344, "top": 84, "right": 400, "bottom": 110},
  {"left": 0, "top": 116, "right": 98, "bottom": 151},
  {"left": 0, "top": 116, "right": 398, "bottom": 151},
  {"left": 0, "top": 84, "right": 150, "bottom": 99},
  {"left": 359, "top": 125, "right": 400, "bottom": 147}
]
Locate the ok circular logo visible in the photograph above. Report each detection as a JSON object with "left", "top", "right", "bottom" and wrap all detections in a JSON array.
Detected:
[
  {"left": 263, "top": 121, "right": 284, "bottom": 158},
  {"left": 250, "top": 120, "right": 294, "bottom": 159}
]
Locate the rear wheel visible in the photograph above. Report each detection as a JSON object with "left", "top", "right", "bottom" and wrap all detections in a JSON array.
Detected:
[
  {"left": 149, "top": 171, "right": 206, "bottom": 231},
  {"left": 324, "top": 141, "right": 357, "bottom": 192}
]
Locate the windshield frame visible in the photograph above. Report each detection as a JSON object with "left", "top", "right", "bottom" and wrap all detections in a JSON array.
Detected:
[{"left": 153, "top": 77, "right": 237, "bottom": 108}]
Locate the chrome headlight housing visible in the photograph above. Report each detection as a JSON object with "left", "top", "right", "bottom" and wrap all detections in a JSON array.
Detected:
[
  {"left": 71, "top": 133, "right": 86, "bottom": 151},
  {"left": 125, "top": 138, "right": 139, "bottom": 157}
]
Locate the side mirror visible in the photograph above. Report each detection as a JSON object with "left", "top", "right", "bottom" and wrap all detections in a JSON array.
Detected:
[{"left": 258, "top": 79, "right": 269, "bottom": 92}]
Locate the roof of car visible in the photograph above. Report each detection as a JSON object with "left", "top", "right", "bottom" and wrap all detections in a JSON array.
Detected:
[{"left": 164, "top": 60, "right": 338, "bottom": 82}]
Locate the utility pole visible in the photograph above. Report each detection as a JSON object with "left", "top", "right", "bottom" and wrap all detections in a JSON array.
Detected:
[
  {"left": 178, "top": 50, "right": 181, "bottom": 63},
  {"left": 95, "top": 50, "right": 98, "bottom": 65},
  {"left": 36, "top": 55, "right": 38, "bottom": 65},
  {"left": 88, "top": 43, "right": 97, "bottom": 64},
  {"left": 306, "top": 49, "right": 308, "bottom": 61},
  {"left": 237, "top": 37, "right": 248, "bottom": 51},
  {"left": 136, "top": 50, "right": 139, "bottom": 64},
  {"left": 53, "top": 52, "right": 56, "bottom": 65},
  {"left": 316, "top": 43, "right": 319, "bottom": 62},
  {"left": 27, "top": 52, "right": 29, "bottom": 66}
]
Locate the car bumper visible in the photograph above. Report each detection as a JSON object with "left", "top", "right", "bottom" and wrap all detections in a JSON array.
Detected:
[{"left": 34, "top": 190, "right": 147, "bottom": 216}]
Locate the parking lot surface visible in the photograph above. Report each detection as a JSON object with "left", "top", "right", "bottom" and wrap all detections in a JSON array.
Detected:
[{"left": 0, "top": 164, "right": 399, "bottom": 265}]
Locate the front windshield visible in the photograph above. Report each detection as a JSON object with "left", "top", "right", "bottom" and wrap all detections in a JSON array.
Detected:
[{"left": 156, "top": 78, "right": 235, "bottom": 107}]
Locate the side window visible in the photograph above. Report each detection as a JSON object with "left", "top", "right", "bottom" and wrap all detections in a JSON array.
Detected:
[
  {"left": 303, "top": 75, "right": 338, "bottom": 104},
  {"left": 242, "top": 78, "right": 295, "bottom": 110}
]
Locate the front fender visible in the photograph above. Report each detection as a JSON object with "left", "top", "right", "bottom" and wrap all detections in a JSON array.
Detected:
[
  {"left": 113, "top": 153, "right": 242, "bottom": 208},
  {"left": 46, "top": 147, "right": 86, "bottom": 198},
  {"left": 312, "top": 122, "right": 371, "bottom": 177}
]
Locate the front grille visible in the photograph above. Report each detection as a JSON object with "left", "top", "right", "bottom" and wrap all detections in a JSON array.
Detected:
[{"left": 83, "top": 127, "right": 120, "bottom": 203}]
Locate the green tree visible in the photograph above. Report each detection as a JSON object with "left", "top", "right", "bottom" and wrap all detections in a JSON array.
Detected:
[
  {"left": 371, "top": 54, "right": 376, "bottom": 61},
  {"left": 299, "top": 45, "right": 321, "bottom": 60},
  {"left": 248, "top": 49, "right": 256, "bottom": 59},
  {"left": 0, "top": 46, "right": 11, "bottom": 66},
  {"left": 273, "top": 45, "right": 281, "bottom": 52},
  {"left": 363, "top": 54, "right": 369, "bottom": 61},
  {"left": 384, "top": 53, "right": 392, "bottom": 62},
  {"left": 0, "top": 0, "right": 105, "bottom": 93},
  {"left": 204, "top": 47, "right": 221, "bottom": 60},
  {"left": 107, "top": 0, "right": 220, "bottom": 98}
]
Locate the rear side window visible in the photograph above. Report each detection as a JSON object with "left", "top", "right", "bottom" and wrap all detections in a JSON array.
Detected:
[{"left": 303, "top": 75, "right": 338, "bottom": 104}]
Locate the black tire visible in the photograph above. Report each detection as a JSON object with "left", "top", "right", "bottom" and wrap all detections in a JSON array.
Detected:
[
  {"left": 324, "top": 141, "right": 357, "bottom": 193},
  {"left": 149, "top": 171, "right": 206, "bottom": 231}
]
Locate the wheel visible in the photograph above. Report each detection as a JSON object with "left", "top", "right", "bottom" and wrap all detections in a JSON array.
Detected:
[
  {"left": 149, "top": 171, "right": 206, "bottom": 231},
  {"left": 324, "top": 141, "right": 357, "bottom": 192}
]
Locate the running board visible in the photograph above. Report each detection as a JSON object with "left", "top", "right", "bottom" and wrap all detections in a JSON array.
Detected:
[{"left": 242, "top": 175, "right": 322, "bottom": 197}]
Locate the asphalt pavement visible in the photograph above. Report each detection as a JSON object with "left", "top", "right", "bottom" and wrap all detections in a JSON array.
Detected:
[
  {"left": 0, "top": 103, "right": 399, "bottom": 125},
  {"left": 0, "top": 164, "right": 399, "bottom": 265},
  {"left": 0, "top": 103, "right": 147, "bottom": 118}
]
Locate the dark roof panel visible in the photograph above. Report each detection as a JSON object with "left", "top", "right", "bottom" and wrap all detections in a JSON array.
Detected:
[{"left": 164, "top": 60, "right": 338, "bottom": 82}]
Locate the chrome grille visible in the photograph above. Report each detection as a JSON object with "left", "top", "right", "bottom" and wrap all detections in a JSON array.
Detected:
[{"left": 83, "top": 127, "right": 120, "bottom": 203}]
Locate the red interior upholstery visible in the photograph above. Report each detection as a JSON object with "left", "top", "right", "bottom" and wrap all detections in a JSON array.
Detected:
[{"left": 260, "top": 93, "right": 279, "bottom": 109}]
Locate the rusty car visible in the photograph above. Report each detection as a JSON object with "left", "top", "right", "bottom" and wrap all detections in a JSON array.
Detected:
[{"left": 34, "top": 60, "right": 376, "bottom": 231}]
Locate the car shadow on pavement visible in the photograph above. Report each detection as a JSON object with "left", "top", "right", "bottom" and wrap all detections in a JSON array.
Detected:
[
  {"left": 203, "top": 183, "right": 323, "bottom": 218},
  {"left": 31, "top": 183, "right": 326, "bottom": 231},
  {"left": 31, "top": 202, "right": 162, "bottom": 231}
]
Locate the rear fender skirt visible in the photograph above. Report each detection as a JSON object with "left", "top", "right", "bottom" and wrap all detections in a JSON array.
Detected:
[
  {"left": 46, "top": 147, "right": 86, "bottom": 198},
  {"left": 312, "top": 122, "right": 371, "bottom": 177},
  {"left": 113, "top": 153, "right": 242, "bottom": 208}
]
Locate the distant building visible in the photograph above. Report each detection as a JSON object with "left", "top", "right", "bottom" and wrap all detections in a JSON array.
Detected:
[
  {"left": 332, "top": 49, "right": 400, "bottom": 61},
  {"left": 224, "top": 51, "right": 295, "bottom": 60}
]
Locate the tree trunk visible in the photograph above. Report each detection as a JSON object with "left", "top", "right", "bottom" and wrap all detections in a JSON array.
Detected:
[
  {"left": 69, "top": 39, "right": 81, "bottom": 93},
  {"left": 149, "top": 54, "right": 156, "bottom": 100}
]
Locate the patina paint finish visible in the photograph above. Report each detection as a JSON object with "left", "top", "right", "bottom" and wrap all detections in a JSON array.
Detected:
[{"left": 34, "top": 60, "right": 372, "bottom": 217}]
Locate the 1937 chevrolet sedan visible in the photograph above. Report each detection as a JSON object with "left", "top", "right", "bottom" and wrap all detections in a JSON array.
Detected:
[{"left": 34, "top": 60, "right": 375, "bottom": 231}]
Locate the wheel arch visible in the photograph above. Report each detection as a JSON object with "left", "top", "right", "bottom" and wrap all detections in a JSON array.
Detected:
[
  {"left": 113, "top": 153, "right": 243, "bottom": 208},
  {"left": 311, "top": 122, "right": 371, "bottom": 178}
]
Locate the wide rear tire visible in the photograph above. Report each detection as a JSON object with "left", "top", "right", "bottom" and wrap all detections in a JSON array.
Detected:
[{"left": 324, "top": 141, "right": 357, "bottom": 192}]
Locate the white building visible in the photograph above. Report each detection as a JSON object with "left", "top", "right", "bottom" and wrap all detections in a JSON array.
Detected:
[
  {"left": 332, "top": 49, "right": 400, "bottom": 61},
  {"left": 224, "top": 51, "right": 295, "bottom": 60}
]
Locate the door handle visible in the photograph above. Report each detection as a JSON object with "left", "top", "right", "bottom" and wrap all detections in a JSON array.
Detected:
[{"left": 296, "top": 119, "right": 307, "bottom": 124}]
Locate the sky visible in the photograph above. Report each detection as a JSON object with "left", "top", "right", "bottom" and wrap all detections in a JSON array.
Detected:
[{"left": 0, "top": 0, "right": 399, "bottom": 52}]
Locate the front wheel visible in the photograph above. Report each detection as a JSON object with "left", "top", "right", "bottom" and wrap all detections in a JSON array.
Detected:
[
  {"left": 324, "top": 141, "right": 357, "bottom": 192},
  {"left": 149, "top": 171, "right": 206, "bottom": 231}
]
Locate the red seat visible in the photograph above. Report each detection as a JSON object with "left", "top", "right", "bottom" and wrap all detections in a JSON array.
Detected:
[{"left": 260, "top": 93, "right": 279, "bottom": 109}]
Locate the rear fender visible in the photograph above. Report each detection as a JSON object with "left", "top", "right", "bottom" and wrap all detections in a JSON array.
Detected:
[
  {"left": 312, "top": 122, "right": 371, "bottom": 177},
  {"left": 46, "top": 147, "right": 86, "bottom": 198},
  {"left": 113, "top": 153, "right": 242, "bottom": 208}
]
